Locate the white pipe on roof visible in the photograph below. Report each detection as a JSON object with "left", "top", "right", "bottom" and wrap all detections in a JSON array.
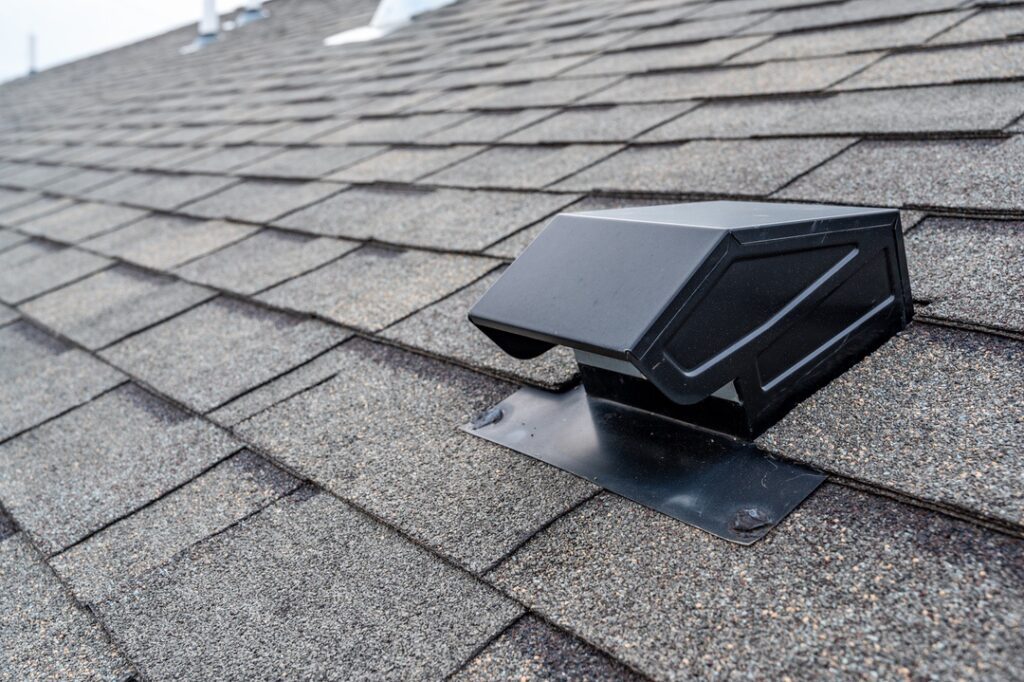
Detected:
[
  {"left": 324, "top": 0, "right": 456, "bottom": 46},
  {"left": 199, "top": 0, "right": 220, "bottom": 37}
]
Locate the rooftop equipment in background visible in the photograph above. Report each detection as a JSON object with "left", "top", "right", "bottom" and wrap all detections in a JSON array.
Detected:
[
  {"left": 236, "top": 0, "right": 269, "bottom": 26},
  {"left": 465, "top": 200, "right": 913, "bottom": 543},
  {"left": 180, "top": 0, "right": 221, "bottom": 54},
  {"left": 324, "top": 0, "right": 457, "bottom": 46}
]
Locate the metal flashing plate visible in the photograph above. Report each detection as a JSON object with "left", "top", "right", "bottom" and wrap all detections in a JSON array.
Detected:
[{"left": 464, "top": 385, "right": 825, "bottom": 544}]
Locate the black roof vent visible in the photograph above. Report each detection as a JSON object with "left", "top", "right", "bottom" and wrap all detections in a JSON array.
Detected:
[{"left": 471, "top": 200, "right": 913, "bottom": 439}]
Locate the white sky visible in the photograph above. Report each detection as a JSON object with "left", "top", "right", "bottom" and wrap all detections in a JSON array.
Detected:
[{"left": 0, "top": 1, "right": 251, "bottom": 84}]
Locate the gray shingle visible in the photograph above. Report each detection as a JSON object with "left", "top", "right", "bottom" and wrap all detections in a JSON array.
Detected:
[
  {"left": 21, "top": 265, "right": 214, "bottom": 349},
  {"left": 928, "top": 6, "right": 1024, "bottom": 45},
  {"left": 382, "top": 270, "right": 576, "bottom": 388},
  {"left": 90, "top": 172, "right": 239, "bottom": 211},
  {"left": 640, "top": 82, "right": 1024, "bottom": 139},
  {"left": 327, "top": 145, "right": 482, "bottom": 183},
  {"left": 169, "top": 145, "right": 281, "bottom": 174},
  {"left": 83, "top": 214, "right": 257, "bottom": 269},
  {"left": 585, "top": 53, "right": 880, "bottom": 103},
  {"left": 259, "top": 119, "right": 353, "bottom": 144},
  {"left": 616, "top": 14, "right": 767, "bottom": 49},
  {"left": 44, "top": 168, "right": 122, "bottom": 196},
  {"left": 234, "top": 145, "right": 387, "bottom": 179},
  {"left": 17, "top": 201, "right": 148, "bottom": 243},
  {"left": 0, "top": 195, "right": 74, "bottom": 227},
  {"left": 0, "top": 534, "right": 133, "bottom": 681},
  {"left": 96, "top": 490, "right": 521, "bottom": 679},
  {"left": 0, "top": 187, "right": 40, "bottom": 213},
  {"left": 475, "top": 77, "right": 620, "bottom": 109},
  {"left": 174, "top": 229, "right": 358, "bottom": 295},
  {"left": 758, "top": 324, "right": 1024, "bottom": 527},
  {"left": 492, "top": 485, "right": 1024, "bottom": 680},
  {"left": 276, "top": 186, "right": 576, "bottom": 250},
  {"left": 101, "top": 298, "right": 347, "bottom": 412},
  {"left": 743, "top": 0, "right": 966, "bottom": 35},
  {"left": 425, "top": 144, "right": 621, "bottom": 189},
  {"left": 0, "top": 228, "right": 29, "bottom": 252},
  {"left": 504, "top": 103, "right": 696, "bottom": 143},
  {"left": 453, "top": 616, "right": 643, "bottom": 681},
  {"left": 258, "top": 246, "right": 496, "bottom": 330},
  {"left": 835, "top": 42, "right": 1024, "bottom": 90},
  {"left": 906, "top": 217, "right": 1024, "bottom": 332},
  {"left": 0, "top": 243, "right": 111, "bottom": 304},
  {"left": 179, "top": 180, "right": 341, "bottom": 223},
  {"left": 0, "top": 321, "right": 124, "bottom": 441},
  {"left": 557, "top": 138, "right": 852, "bottom": 195},
  {"left": 563, "top": 36, "right": 766, "bottom": 77},
  {"left": 425, "top": 110, "right": 555, "bottom": 144},
  {"left": 1, "top": 163, "right": 79, "bottom": 190},
  {"left": 0, "top": 302, "right": 16, "bottom": 326},
  {"left": 777, "top": 136, "right": 1024, "bottom": 210},
  {"left": 51, "top": 451, "right": 299, "bottom": 604},
  {"left": 0, "top": 384, "right": 239, "bottom": 554},
  {"left": 732, "top": 11, "right": 969, "bottom": 62},
  {"left": 313, "top": 113, "right": 471, "bottom": 144},
  {"left": 235, "top": 340, "right": 596, "bottom": 572}
]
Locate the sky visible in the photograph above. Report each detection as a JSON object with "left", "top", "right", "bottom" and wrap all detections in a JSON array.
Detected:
[{"left": 0, "top": 0, "right": 252, "bottom": 84}]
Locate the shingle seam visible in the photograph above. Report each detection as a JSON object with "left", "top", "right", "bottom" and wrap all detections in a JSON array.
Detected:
[
  {"left": 91, "top": 289, "right": 219, "bottom": 353},
  {"left": 13, "top": 531, "right": 143, "bottom": 682},
  {"left": 743, "top": 6, "right": 976, "bottom": 38},
  {"left": 768, "top": 137, "right": 861, "bottom": 195},
  {"left": 443, "top": 612, "right": 530, "bottom": 681},
  {"left": 47, "top": 445, "right": 250, "bottom": 561}
]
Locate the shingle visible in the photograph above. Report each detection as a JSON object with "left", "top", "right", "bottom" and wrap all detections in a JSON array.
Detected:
[
  {"left": 743, "top": 0, "right": 966, "bottom": 35},
  {"left": 0, "top": 187, "right": 40, "bottom": 213},
  {"left": 0, "top": 240, "right": 51, "bottom": 270},
  {"left": 276, "top": 185, "right": 575, "bottom": 250},
  {"left": 101, "top": 298, "right": 347, "bottom": 413},
  {"left": 557, "top": 138, "right": 852, "bottom": 195},
  {"left": 179, "top": 180, "right": 341, "bottom": 223},
  {"left": 17, "top": 201, "right": 148, "bottom": 243},
  {"left": 835, "top": 42, "right": 1024, "bottom": 90},
  {"left": 0, "top": 535, "right": 133, "bottom": 681},
  {"left": 91, "top": 172, "right": 239, "bottom": 211},
  {"left": 95, "top": 491, "right": 521, "bottom": 680},
  {"left": 43, "top": 168, "right": 122, "bottom": 196},
  {"left": 235, "top": 340, "right": 596, "bottom": 572},
  {"left": 259, "top": 119, "right": 353, "bottom": 144},
  {"left": 659, "top": 82, "right": 1024, "bottom": 139},
  {"left": 777, "top": 137, "right": 1024, "bottom": 211},
  {"left": 0, "top": 243, "right": 111, "bottom": 304},
  {"left": 327, "top": 145, "right": 482, "bottom": 182},
  {"left": 51, "top": 451, "right": 300, "bottom": 604},
  {"left": 258, "top": 246, "right": 495, "bottom": 330},
  {"left": 758, "top": 324, "right": 1024, "bottom": 526},
  {"left": 475, "top": 76, "right": 620, "bottom": 109},
  {"left": 0, "top": 383, "right": 239, "bottom": 554},
  {"left": 491, "top": 485, "right": 1024, "bottom": 680},
  {"left": 732, "top": 11, "right": 969, "bottom": 62},
  {"left": 83, "top": 214, "right": 256, "bottom": 269},
  {"left": 169, "top": 145, "right": 281, "bottom": 174},
  {"left": 1, "top": 162, "right": 79, "bottom": 190},
  {"left": 453, "top": 616, "right": 643, "bottom": 682},
  {"left": 928, "top": 6, "right": 1024, "bottom": 45},
  {"left": 21, "top": 265, "right": 215, "bottom": 349},
  {"left": 564, "top": 36, "right": 766, "bottom": 77},
  {"left": 616, "top": 14, "right": 767, "bottom": 49},
  {"left": 313, "top": 113, "right": 471, "bottom": 144},
  {"left": 173, "top": 229, "right": 358, "bottom": 295},
  {"left": 425, "top": 109, "right": 554, "bottom": 143},
  {"left": 382, "top": 270, "right": 576, "bottom": 388},
  {"left": 586, "top": 53, "right": 879, "bottom": 102},
  {"left": 0, "top": 302, "right": 16, "bottom": 326},
  {"left": 0, "top": 228, "right": 29, "bottom": 252},
  {"left": 0, "top": 321, "right": 124, "bottom": 441},
  {"left": 0, "top": 195, "right": 74, "bottom": 227},
  {"left": 504, "top": 103, "right": 696, "bottom": 143},
  {"left": 234, "top": 145, "right": 387, "bottom": 179},
  {"left": 425, "top": 144, "right": 621, "bottom": 189},
  {"left": 906, "top": 218, "right": 1023, "bottom": 333},
  {"left": 201, "top": 122, "right": 288, "bottom": 145}
]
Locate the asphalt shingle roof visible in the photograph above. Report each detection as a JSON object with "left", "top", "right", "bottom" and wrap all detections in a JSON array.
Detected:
[{"left": 1, "top": 0, "right": 1022, "bottom": 678}]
